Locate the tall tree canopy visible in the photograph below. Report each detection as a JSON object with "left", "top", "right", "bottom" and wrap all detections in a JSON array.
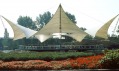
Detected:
[
  {"left": 36, "top": 11, "right": 52, "bottom": 28},
  {"left": 36, "top": 11, "right": 77, "bottom": 28},
  {"left": 80, "top": 27, "right": 87, "bottom": 31},
  {"left": 17, "top": 16, "right": 37, "bottom": 30},
  {"left": 65, "top": 12, "right": 77, "bottom": 24}
]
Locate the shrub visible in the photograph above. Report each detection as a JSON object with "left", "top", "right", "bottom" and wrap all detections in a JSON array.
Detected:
[
  {"left": 99, "top": 49, "right": 119, "bottom": 69},
  {"left": 0, "top": 51, "right": 95, "bottom": 61}
]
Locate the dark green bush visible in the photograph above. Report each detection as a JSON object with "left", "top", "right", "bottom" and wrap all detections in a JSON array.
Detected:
[
  {"left": 99, "top": 49, "right": 119, "bottom": 69},
  {"left": 0, "top": 51, "right": 95, "bottom": 61}
]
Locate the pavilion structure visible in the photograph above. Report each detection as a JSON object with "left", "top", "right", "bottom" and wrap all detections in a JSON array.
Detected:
[
  {"left": 34, "top": 4, "right": 88, "bottom": 43},
  {"left": 0, "top": 4, "right": 88, "bottom": 43}
]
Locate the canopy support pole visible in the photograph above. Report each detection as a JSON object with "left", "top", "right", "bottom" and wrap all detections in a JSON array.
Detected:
[{"left": 59, "top": 4, "right": 62, "bottom": 48}]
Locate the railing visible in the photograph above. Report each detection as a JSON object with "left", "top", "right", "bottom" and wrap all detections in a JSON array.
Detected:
[{"left": 19, "top": 44, "right": 105, "bottom": 51}]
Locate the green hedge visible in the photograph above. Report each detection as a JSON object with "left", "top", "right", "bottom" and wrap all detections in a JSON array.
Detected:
[
  {"left": 99, "top": 49, "right": 119, "bottom": 69},
  {"left": 0, "top": 51, "right": 95, "bottom": 61}
]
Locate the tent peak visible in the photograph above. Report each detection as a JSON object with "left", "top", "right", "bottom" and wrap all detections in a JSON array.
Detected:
[
  {"left": 59, "top": 3, "right": 62, "bottom": 6},
  {"left": 59, "top": 4, "right": 63, "bottom": 9}
]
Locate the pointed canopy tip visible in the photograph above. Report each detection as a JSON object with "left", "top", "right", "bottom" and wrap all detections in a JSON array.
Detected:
[{"left": 59, "top": 3, "right": 62, "bottom": 7}]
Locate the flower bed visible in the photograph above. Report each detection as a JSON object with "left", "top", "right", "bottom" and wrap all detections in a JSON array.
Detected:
[
  {"left": 70, "top": 55, "right": 103, "bottom": 69},
  {"left": 0, "top": 54, "right": 103, "bottom": 70}
]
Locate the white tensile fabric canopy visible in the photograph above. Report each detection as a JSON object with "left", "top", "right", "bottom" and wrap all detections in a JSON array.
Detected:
[
  {"left": 2, "top": 16, "right": 37, "bottom": 40},
  {"left": 35, "top": 34, "right": 52, "bottom": 43},
  {"left": 16, "top": 24, "right": 37, "bottom": 38},
  {"left": 95, "top": 14, "right": 119, "bottom": 39},
  {"left": 35, "top": 4, "right": 88, "bottom": 42}
]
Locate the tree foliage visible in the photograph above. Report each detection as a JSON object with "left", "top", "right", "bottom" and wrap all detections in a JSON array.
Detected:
[
  {"left": 17, "top": 16, "right": 37, "bottom": 30},
  {"left": 79, "top": 27, "right": 93, "bottom": 40},
  {"left": 80, "top": 27, "right": 87, "bottom": 31},
  {"left": 36, "top": 11, "right": 52, "bottom": 28},
  {"left": 65, "top": 12, "right": 77, "bottom": 24},
  {"left": 2, "top": 29, "right": 9, "bottom": 49}
]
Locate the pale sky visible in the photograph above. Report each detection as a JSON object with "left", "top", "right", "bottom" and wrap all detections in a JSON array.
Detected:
[{"left": 0, "top": 0, "right": 119, "bottom": 37}]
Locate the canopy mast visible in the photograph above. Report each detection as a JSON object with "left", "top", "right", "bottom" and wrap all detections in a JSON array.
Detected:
[
  {"left": 59, "top": 4, "right": 62, "bottom": 35},
  {"left": 59, "top": 4, "right": 62, "bottom": 47}
]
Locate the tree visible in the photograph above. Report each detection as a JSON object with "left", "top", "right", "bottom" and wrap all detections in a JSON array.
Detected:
[
  {"left": 0, "top": 39, "right": 3, "bottom": 50},
  {"left": 116, "top": 26, "right": 119, "bottom": 34},
  {"left": 36, "top": 11, "right": 52, "bottom": 28},
  {"left": 2, "top": 29, "right": 9, "bottom": 49},
  {"left": 17, "top": 16, "right": 37, "bottom": 30},
  {"left": 4, "top": 28, "right": 9, "bottom": 39},
  {"left": 80, "top": 27, "right": 93, "bottom": 40},
  {"left": 80, "top": 27, "right": 87, "bottom": 31},
  {"left": 36, "top": 11, "right": 77, "bottom": 28},
  {"left": 65, "top": 12, "right": 77, "bottom": 24}
]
